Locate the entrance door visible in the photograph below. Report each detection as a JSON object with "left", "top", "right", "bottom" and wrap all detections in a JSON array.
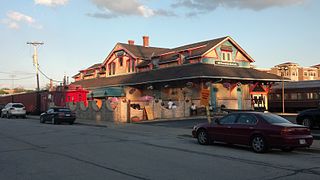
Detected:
[
  {"left": 237, "top": 87, "right": 242, "bottom": 110},
  {"left": 210, "top": 87, "right": 217, "bottom": 110}
]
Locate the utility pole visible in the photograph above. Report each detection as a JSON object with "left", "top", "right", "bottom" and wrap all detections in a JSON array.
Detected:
[
  {"left": 27, "top": 41, "right": 44, "bottom": 114},
  {"left": 27, "top": 41, "right": 44, "bottom": 91}
]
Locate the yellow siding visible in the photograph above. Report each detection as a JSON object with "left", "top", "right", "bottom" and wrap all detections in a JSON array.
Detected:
[
  {"left": 235, "top": 51, "right": 249, "bottom": 62},
  {"left": 205, "top": 49, "right": 218, "bottom": 58}
]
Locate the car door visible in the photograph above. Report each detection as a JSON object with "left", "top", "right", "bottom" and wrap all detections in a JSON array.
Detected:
[
  {"left": 44, "top": 109, "right": 54, "bottom": 121},
  {"left": 209, "top": 114, "right": 238, "bottom": 143},
  {"left": 232, "top": 114, "right": 258, "bottom": 145}
]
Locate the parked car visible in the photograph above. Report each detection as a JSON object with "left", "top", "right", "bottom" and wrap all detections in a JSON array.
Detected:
[
  {"left": 0, "top": 104, "right": 5, "bottom": 117},
  {"left": 40, "top": 107, "right": 76, "bottom": 125},
  {"left": 296, "top": 108, "right": 320, "bottom": 129},
  {"left": 192, "top": 112, "right": 313, "bottom": 153},
  {"left": 0, "top": 103, "right": 26, "bottom": 118}
]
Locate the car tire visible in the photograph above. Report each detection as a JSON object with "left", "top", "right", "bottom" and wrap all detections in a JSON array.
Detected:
[
  {"left": 281, "top": 147, "right": 294, "bottom": 152},
  {"left": 7, "top": 113, "right": 11, "bottom": 119},
  {"left": 52, "top": 117, "right": 56, "bottom": 125},
  {"left": 197, "top": 129, "right": 210, "bottom": 145},
  {"left": 302, "top": 118, "right": 312, "bottom": 129},
  {"left": 251, "top": 135, "right": 267, "bottom": 153},
  {"left": 40, "top": 117, "right": 45, "bottom": 123}
]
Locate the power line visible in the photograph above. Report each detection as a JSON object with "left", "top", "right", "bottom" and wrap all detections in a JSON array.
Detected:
[
  {"left": 0, "top": 71, "right": 34, "bottom": 75},
  {"left": 38, "top": 67, "right": 62, "bottom": 82},
  {"left": 0, "top": 75, "right": 34, "bottom": 81}
]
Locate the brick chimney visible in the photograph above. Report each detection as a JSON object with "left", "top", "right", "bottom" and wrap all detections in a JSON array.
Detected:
[
  {"left": 128, "top": 40, "right": 135, "bottom": 45},
  {"left": 143, "top": 36, "right": 149, "bottom": 47}
]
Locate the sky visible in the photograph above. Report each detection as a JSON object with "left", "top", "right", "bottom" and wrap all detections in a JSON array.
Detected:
[{"left": 0, "top": 0, "right": 319, "bottom": 90}]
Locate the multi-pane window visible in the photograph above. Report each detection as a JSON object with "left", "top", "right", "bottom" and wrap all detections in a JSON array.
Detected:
[
  {"left": 126, "top": 59, "right": 135, "bottom": 73},
  {"left": 119, "top": 57, "right": 123, "bottom": 66},
  {"left": 108, "top": 62, "right": 116, "bottom": 75},
  {"left": 221, "top": 51, "right": 232, "bottom": 61}
]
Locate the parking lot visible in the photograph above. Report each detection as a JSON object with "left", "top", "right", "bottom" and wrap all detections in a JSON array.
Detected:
[{"left": 1, "top": 117, "right": 320, "bottom": 180}]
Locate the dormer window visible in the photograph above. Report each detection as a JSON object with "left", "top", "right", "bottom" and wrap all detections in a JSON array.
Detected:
[
  {"left": 221, "top": 51, "right": 232, "bottom": 61},
  {"left": 108, "top": 62, "right": 116, "bottom": 75},
  {"left": 220, "top": 45, "right": 233, "bottom": 61},
  {"left": 119, "top": 57, "right": 123, "bottom": 66}
]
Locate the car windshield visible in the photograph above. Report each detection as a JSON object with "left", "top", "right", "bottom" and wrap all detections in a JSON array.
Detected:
[
  {"left": 260, "top": 113, "right": 291, "bottom": 124},
  {"left": 57, "top": 108, "right": 71, "bottom": 112},
  {"left": 12, "top": 104, "right": 24, "bottom": 108}
]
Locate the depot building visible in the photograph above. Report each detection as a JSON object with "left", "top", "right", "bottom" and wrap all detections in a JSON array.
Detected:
[{"left": 71, "top": 36, "right": 282, "bottom": 121}]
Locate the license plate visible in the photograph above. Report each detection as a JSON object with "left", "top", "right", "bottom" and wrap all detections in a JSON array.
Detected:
[
  {"left": 65, "top": 114, "right": 70, "bottom": 117},
  {"left": 299, "top": 139, "right": 306, "bottom": 144}
]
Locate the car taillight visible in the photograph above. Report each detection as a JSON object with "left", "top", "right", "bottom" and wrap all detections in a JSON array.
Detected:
[
  {"left": 281, "top": 128, "right": 294, "bottom": 136},
  {"left": 23, "top": 107, "right": 26, "bottom": 110},
  {"left": 58, "top": 112, "right": 64, "bottom": 117}
]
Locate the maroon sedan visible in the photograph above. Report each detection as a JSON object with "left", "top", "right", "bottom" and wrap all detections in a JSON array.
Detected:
[{"left": 192, "top": 112, "right": 313, "bottom": 153}]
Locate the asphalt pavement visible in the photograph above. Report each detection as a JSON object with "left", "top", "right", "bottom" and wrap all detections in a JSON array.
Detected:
[{"left": 26, "top": 114, "right": 320, "bottom": 143}]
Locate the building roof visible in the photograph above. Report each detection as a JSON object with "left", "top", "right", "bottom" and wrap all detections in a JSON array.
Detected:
[
  {"left": 276, "top": 62, "right": 299, "bottom": 66},
  {"left": 311, "top": 64, "right": 320, "bottom": 68},
  {"left": 119, "top": 43, "right": 170, "bottom": 59},
  {"left": 272, "top": 80, "right": 320, "bottom": 90},
  {"left": 87, "top": 63, "right": 101, "bottom": 69},
  {"left": 72, "top": 63, "right": 282, "bottom": 89}
]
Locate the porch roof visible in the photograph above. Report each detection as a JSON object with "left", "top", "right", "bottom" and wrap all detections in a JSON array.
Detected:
[{"left": 72, "top": 63, "right": 283, "bottom": 89}]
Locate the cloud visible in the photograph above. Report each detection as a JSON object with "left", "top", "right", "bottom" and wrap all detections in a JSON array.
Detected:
[
  {"left": 1, "top": 11, "right": 43, "bottom": 29},
  {"left": 172, "top": 0, "right": 307, "bottom": 16},
  {"left": 88, "top": 0, "right": 175, "bottom": 19},
  {"left": 34, "top": 0, "right": 68, "bottom": 7}
]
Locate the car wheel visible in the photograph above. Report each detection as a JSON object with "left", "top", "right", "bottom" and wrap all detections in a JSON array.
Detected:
[
  {"left": 281, "top": 147, "right": 294, "bottom": 152},
  {"left": 40, "top": 117, "right": 45, "bottom": 123},
  {"left": 302, "top": 118, "right": 312, "bottom": 129},
  {"left": 52, "top": 117, "right": 56, "bottom": 124},
  {"left": 197, "top": 129, "right": 210, "bottom": 145},
  {"left": 251, "top": 135, "right": 267, "bottom": 153},
  {"left": 7, "top": 113, "right": 11, "bottom": 119}
]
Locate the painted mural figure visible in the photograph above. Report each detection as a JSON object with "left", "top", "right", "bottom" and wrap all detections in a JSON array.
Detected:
[
  {"left": 168, "top": 99, "right": 173, "bottom": 109},
  {"left": 190, "top": 103, "right": 197, "bottom": 116}
]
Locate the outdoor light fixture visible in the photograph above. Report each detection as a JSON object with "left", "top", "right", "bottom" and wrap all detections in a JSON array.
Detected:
[{"left": 278, "top": 66, "right": 289, "bottom": 113}]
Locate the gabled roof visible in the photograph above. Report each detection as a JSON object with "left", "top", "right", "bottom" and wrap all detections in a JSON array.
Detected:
[
  {"left": 101, "top": 43, "right": 169, "bottom": 67},
  {"left": 88, "top": 63, "right": 102, "bottom": 69},
  {"left": 135, "top": 36, "right": 255, "bottom": 68},
  {"left": 276, "top": 62, "right": 299, "bottom": 66},
  {"left": 311, "top": 64, "right": 320, "bottom": 68},
  {"left": 119, "top": 43, "right": 169, "bottom": 59},
  {"left": 72, "top": 63, "right": 282, "bottom": 89}
]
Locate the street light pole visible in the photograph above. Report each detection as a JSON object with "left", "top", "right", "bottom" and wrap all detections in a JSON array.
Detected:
[{"left": 278, "top": 67, "right": 288, "bottom": 114}]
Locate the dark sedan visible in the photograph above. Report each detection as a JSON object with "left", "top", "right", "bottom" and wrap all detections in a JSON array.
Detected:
[
  {"left": 40, "top": 107, "right": 76, "bottom": 125},
  {"left": 296, "top": 108, "right": 320, "bottom": 129},
  {"left": 192, "top": 112, "right": 313, "bottom": 153}
]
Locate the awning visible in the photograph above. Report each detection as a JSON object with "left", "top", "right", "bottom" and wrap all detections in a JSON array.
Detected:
[{"left": 87, "top": 87, "right": 125, "bottom": 98}]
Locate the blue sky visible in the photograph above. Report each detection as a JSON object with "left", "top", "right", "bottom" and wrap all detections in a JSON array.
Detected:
[{"left": 0, "top": 0, "right": 319, "bottom": 89}]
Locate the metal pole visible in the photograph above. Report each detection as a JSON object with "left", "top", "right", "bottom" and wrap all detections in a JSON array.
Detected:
[{"left": 282, "top": 74, "right": 285, "bottom": 113}]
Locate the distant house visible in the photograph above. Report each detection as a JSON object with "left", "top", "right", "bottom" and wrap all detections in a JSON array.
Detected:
[
  {"left": 71, "top": 36, "right": 282, "bottom": 120},
  {"left": 267, "top": 62, "right": 320, "bottom": 81}
]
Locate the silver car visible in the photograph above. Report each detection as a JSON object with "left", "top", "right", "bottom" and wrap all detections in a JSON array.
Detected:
[{"left": 1, "top": 103, "right": 26, "bottom": 118}]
